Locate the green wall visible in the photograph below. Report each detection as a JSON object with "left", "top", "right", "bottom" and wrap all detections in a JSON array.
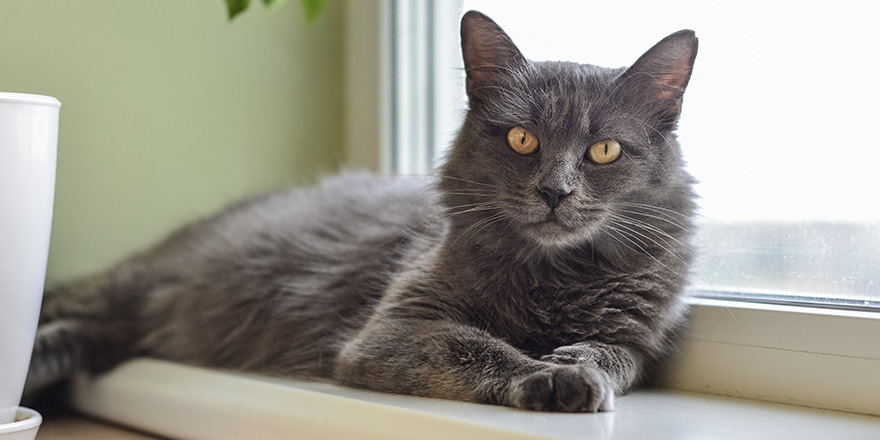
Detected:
[{"left": 1, "top": 1, "right": 345, "bottom": 284}]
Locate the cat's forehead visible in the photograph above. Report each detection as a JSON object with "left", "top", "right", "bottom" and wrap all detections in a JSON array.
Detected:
[
  {"left": 512, "top": 61, "right": 623, "bottom": 131},
  {"left": 475, "top": 60, "right": 628, "bottom": 137},
  {"left": 531, "top": 61, "right": 623, "bottom": 90}
]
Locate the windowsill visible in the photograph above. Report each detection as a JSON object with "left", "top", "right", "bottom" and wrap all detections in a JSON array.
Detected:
[
  {"left": 68, "top": 358, "right": 880, "bottom": 440},
  {"left": 665, "top": 297, "right": 880, "bottom": 416}
]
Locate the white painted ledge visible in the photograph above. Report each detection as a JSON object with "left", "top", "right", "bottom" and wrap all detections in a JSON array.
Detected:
[
  {"left": 665, "top": 298, "right": 880, "bottom": 416},
  {"left": 69, "top": 359, "right": 880, "bottom": 440}
]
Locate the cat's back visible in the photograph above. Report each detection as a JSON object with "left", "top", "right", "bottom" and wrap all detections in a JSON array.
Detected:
[
  {"left": 135, "top": 172, "right": 442, "bottom": 373},
  {"left": 159, "top": 172, "right": 442, "bottom": 276}
]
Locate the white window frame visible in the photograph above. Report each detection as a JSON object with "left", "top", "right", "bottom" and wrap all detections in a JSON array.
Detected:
[
  {"left": 344, "top": 0, "right": 462, "bottom": 175},
  {"left": 351, "top": 0, "right": 880, "bottom": 417}
]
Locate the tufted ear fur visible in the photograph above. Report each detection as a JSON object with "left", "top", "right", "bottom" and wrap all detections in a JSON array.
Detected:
[
  {"left": 619, "top": 30, "right": 698, "bottom": 127},
  {"left": 460, "top": 10, "right": 527, "bottom": 97}
]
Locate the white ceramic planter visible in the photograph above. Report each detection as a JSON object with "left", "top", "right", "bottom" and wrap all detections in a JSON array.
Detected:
[
  {"left": 0, "top": 408, "right": 41, "bottom": 440},
  {"left": 0, "top": 92, "right": 60, "bottom": 426}
]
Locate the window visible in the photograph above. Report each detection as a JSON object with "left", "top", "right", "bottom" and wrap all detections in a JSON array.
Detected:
[
  {"left": 399, "top": 0, "right": 880, "bottom": 309},
  {"left": 383, "top": 0, "right": 880, "bottom": 416}
]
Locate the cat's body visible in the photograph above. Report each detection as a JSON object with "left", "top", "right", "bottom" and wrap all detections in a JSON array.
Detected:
[
  {"left": 27, "top": 12, "right": 699, "bottom": 412},
  {"left": 33, "top": 174, "right": 436, "bottom": 380}
]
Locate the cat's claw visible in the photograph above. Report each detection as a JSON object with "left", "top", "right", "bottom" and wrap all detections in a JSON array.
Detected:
[{"left": 509, "top": 365, "right": 615, "bottom": 413}]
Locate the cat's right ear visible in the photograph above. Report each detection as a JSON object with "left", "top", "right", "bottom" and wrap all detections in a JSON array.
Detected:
[{"left": 460, "top": 11, "right": 526, "bottom": 97}]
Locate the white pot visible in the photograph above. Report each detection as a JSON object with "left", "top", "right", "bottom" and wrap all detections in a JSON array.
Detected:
[
  {"left": 0, "top": 408, "right": 41, "bottom": 440},
  {"left": 0, "top": 92, "right": 60, "bottom": 425}
]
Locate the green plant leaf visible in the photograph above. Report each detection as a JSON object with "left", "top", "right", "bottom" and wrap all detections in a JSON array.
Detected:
[
  {"left": 226, "top": 0, "right": 326, "bottom": 22},
  {"left": 262, "top": 0, "right": 291, "bottom": 11},
  {"left": 226, "top": 0, "right": 251, "bottom": 20},
  {"left": 299, "top": 0, "right": 328, "bottom": 23}
]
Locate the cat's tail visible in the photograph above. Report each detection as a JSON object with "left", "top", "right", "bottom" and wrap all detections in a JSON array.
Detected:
[
  {"left": 23, "top": 319, "right": 95, "bottom": 395},
  {"left": 23, "top": 269, "right": 142, "bottom": 398}
]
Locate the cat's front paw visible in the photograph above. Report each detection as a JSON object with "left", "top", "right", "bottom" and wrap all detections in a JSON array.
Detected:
[
  {"left": 508, "top": 365, "right": 614, "bottom": 413},
  {"left": 540, "top": 344, "right": 595, "bottom": 365}
]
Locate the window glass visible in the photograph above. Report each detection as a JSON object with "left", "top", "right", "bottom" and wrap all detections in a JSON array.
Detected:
[{"left": 445, "top": 0, "right": 880, "bottom": 305}]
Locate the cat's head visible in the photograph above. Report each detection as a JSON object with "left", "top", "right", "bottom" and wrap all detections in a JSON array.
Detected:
[{"left": 440, "top": 11, "right": 698, "bottom": 259}]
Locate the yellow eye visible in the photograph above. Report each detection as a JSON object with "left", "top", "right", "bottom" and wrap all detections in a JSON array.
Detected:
[
  {"left": 588, "top": 140, "right": 622, "bottom": 164},
  {"left": 507, "top": 126, "right": 539, "bottom": 155}
]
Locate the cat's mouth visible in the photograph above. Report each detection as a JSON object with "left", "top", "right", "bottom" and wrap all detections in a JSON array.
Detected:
[
  {"left": 539, "top": 214, "right": 571, "bottom": 227},
  {"left": 540, "top": 212, "right": 560, "bottom": 223},
  {"left": 517, "top": 205, "right": 609, "bottom": 248},
  {"left": 498, "top": 198, "right": 606, "bottom": 248},
  {"left": 531, "top": 212, "right": 577, "bottom": 234}
]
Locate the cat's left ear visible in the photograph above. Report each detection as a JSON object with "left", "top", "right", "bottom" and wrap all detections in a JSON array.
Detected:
[{"left": 620, "top": 30, "right": 698, "bottom": 127}]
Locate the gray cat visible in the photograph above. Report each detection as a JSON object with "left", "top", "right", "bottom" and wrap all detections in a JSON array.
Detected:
[{"left": 26, "top": 11, "right": 698, "bottom": 413}]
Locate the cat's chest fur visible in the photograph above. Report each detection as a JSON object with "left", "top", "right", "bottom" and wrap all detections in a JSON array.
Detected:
[{"left": 436, "top": 253, "right": 636, "bottom": 356}]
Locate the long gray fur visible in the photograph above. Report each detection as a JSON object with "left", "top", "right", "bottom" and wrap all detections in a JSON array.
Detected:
[{"left": 26, "top": 11, "right": 699, "bottom": 413}]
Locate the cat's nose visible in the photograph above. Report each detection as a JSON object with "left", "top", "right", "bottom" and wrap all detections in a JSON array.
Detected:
[{"left": 537, "top": 186, "right": 572, "bottom": 210}]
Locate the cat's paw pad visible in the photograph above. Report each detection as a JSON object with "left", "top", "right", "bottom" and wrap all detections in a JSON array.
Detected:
[{"left": 509, "top": 365, "right": 615, "bottom": 412}]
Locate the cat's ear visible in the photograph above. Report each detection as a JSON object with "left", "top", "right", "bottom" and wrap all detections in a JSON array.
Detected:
[
  {"left": 460, "top": 11, "right": 526, "bottom": 96},
  {"left": 620, "top": 30, "right": 698, "bottom": 126}
]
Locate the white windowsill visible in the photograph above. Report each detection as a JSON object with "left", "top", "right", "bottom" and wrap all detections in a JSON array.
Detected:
[
  {"left": 69, "top": 356, "right": 880, "bottom": 440},
  {"left": 62, "top": 297, "right": 880, "bottom": 439},
  {"left": 665, "top": 298, "right": 880, "bottom": 416}
]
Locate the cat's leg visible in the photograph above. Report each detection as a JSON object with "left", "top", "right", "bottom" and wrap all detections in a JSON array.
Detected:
[
  {"left": 540, "top": 342, "right": 645, "bottom": 394},
  {"left": 334, "top": 318, "right": 615, "bottom": 412}
]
